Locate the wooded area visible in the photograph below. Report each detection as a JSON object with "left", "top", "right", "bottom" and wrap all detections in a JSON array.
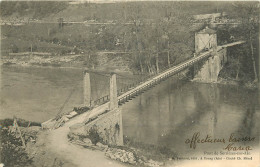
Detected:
[{"left": 1, "top": 1, "right": 259, "bottom": 82}]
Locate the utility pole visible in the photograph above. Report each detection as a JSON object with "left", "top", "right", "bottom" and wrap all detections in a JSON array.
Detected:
[
  {"left": 58, "top": 18, "right": 64, "bottom": 29},
  {"left": 134, "top": 19, "right": 143, "bottom": 73},
  {"left": 30, "top": 44, "right": 33, "bottom": 59},
  {"left": 156, "top": 39, "right": 159, "bottom": 73},
  {"left": 124, "top": 32, "right": 127, "bottom": 52},
  {"left": 124, "top": 3, "right": 127, "bottom": 21},
  {"left": 167, "top": 40, "right": 170, "bottom": 68}
]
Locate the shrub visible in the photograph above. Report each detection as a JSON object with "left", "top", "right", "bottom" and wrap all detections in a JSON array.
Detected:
[
  {"left": 11, "top": 44, "right": 19, "bottom": 53},
  {"left": 60, "top": 49, "right": 68, "bottom": 55},
  {"left": 73, "top": 106, "right": 90, "bottom": 114},
  {"left": 88, "top": 126, "right": 102, "bottom": 145},
  {"left": 0, "top": 118, "right": 41, "bottom": 127},
  {"left": 0, "top": 128, "right": 33, "bottom": 167}
]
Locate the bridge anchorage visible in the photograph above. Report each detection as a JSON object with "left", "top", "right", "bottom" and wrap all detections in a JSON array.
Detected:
[{"left": 42, "top": 26, "right": 245, "bottom": 146}]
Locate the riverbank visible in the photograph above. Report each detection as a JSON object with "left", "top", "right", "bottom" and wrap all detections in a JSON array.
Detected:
[
  {"left": 0, "top": 118, "right": 126, "bottom": 167},
  {"left": 192, "top": 76, "right": 258, "bottom": 90},
  {"left": 0, "top": 117, "right": 172, "bottom": 167},
  {"left": 217, "top": 77, "right": 258, "bottom": 90},
  {"left": 3, "top": 53, "right": 258, "bottom": 91},
  {"left": 1, "top": 54, "right": 82, "bottom": 68},
  {"left": 0, "top": 118, "right": 72, "bottom": 167},
  {"left": 1, "top": 52, "right": 133, "bottom": 74}
]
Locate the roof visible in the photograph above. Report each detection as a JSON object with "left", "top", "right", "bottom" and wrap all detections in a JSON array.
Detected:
[{"left": 197, "top": 26, "right": 216, "bottom": 34}]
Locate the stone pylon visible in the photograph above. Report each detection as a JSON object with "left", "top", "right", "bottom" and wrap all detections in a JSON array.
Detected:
[
  {"left": 84, "top": 70, "right": 91, "bottom": 107},
  {"left": 193, "top": 26, "right": 226, "bottom": 83},
  {"left": 116, "top": 109, "right": 124, "bottom": 145},
  {"left": 109, "top": 73, "right": 118, "bottom": 110}
]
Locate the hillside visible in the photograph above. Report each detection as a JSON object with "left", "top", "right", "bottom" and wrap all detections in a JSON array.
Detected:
[{"left": 1, "top": 1, "right": 235, "bottom": 21}]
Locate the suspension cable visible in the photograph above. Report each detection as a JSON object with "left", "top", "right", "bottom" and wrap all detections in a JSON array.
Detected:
[{"left": 56, "top": 83, "right": 78, "bottom": 117}]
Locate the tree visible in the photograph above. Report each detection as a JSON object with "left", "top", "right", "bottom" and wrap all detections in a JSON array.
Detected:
[
  {"left": 84, "top": 32, "right": 98, "bottom": 69},
  {"left": 232, "top": 2, "right": 259, "bottom": 83},
  {"left": 11, "top": 44, "right": 19, "bottom": 53}
]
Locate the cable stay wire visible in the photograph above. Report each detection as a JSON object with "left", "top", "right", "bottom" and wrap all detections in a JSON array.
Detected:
[
  {"left": 56, "top": 83, "right": 79, "bottom": 117},
  {"left": 93, "top": 74, "right": 101, "bottom": 101},
  {"left": 99, "top": 78, "right": 109, "bottom": 96}
]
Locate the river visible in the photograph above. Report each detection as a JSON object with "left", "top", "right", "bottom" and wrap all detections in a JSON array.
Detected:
[
  {"left": 1, "top": 65, "right": 259, "bottom": 158},
  {"left": 0, "top": 66, "right": 139, "bottom": 122},
  {"left": 121, "top": 76, "right": 259, "bottom": 157}
]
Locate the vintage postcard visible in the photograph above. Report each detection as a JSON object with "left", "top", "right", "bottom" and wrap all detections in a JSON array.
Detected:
[{"left": 0, "top": 0, "right": 259, "bottom": 167}]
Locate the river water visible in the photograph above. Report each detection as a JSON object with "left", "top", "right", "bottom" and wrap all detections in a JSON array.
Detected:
[
  {"left": 121, "top": 76, "right": 259, "bottom": 157},
  {"left": 1, "top": 66, "right": 259, "bottom": 158},
  {"left": 0, "top": 66, "right": 139, "bottom": 122}
]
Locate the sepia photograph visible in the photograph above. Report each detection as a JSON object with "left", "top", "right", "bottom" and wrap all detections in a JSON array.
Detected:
[{"left": 0, "top": 0, "right": 259, "bottom": 166}]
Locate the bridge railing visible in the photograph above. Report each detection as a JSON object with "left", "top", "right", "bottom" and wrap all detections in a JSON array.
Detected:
[{"left": 92, "top": 49, "right": 214, "bottom": 107}]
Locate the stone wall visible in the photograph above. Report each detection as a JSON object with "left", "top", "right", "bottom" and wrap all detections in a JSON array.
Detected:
[
  {"left": 194, "top": 48, "right": 227, "bottom": 82},
  {"left": 70, "top": 109, "right": 123, "bottom": 146}
]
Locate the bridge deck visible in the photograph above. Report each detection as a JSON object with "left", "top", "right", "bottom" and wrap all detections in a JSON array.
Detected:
[
  {"left": 118, "top": 49, "right": 212, "bottom": 102},
  {"left": 50, "top": 41, "right": 245, "bottom": 125},
  {"left": 117, "top": 41, "right": 246, "bottom": 104}
]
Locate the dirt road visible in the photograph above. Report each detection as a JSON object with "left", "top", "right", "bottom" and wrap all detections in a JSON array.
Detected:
[{"left": 44, "top": 111, "right": 127, "bottom": 167}]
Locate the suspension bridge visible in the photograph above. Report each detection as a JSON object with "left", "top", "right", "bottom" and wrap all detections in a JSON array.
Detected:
[
  {"left": 89, "top": 40, "right": 245, "bottom": 108},
  {"left": 42, "top": 27, "right": 246, "bottom": 146}
]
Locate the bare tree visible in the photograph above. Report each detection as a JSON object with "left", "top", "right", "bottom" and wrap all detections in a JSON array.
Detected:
[{"left": 233, "top": 2, "right": 259, "bottom": 82}]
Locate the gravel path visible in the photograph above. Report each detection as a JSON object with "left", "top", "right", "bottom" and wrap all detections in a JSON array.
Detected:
[{"left": 44, "top": 110, "right": 127, "bottom": 167}]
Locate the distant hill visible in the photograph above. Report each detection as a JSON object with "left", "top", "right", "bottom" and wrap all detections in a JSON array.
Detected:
[
  {"left": 0, "top": 1, "right": 68, "bottom": 19},
  {"left": 1, "top": 1, "right": 236, "bottom": 21}
]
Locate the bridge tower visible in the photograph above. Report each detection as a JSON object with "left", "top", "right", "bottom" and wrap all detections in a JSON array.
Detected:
[
  {"left": 108, "top": 73, "right": 123, "bottom": 145},
  {"left": 109, "top": 73, "right": 118, "bottom": 110},
  {"left": 194, "top": 26, "right": 227, "bottom": 82},
  {"left": 72, "top": 72, "right": 123, "bottom": 146},
  {"left": 195, "top": 26, "right": 217, "bottom": 53},
  {"left": 83, "top": 70, "right": 91, "bottom": 107}
]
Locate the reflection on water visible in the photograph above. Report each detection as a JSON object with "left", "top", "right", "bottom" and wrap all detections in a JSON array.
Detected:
[{"left": 121, "top": 77, "right": 259, "bottom": 156}]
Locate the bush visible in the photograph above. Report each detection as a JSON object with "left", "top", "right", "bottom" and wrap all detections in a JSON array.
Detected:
[
  {"left": 88, "top": 126, "right": 102, "bottom": 145},
  {"left": 0, "top": 128, "right": 33, "bottom": 167},
  {"left": 52, "top": 37, "right": 59, "bottom": 44},
  {"left": 0, "top": 118, "right": 41, "bottom": 127},
  {"left": 60, "top": 49, "right": 69, "bottom": 55},
  {"left": 73, "top": 106, "right": 90, "bottom": 114},
  {"left": 11, "top": 44, "right": 19, "bottom": 53}
]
